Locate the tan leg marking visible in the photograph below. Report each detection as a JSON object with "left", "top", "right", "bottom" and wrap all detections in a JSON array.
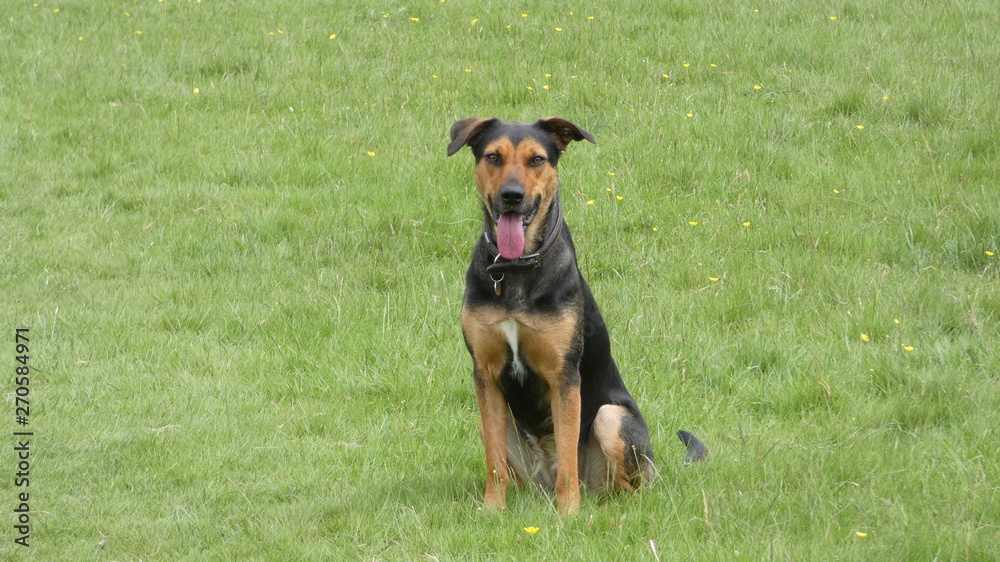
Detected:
[
  {"left": 550, "top": 385, "right": 581, "bottom": 514},
  {"left": 592, "top": 404, "right": 633, "bottom": 493},
  {"left": 517, "top": 310, "right": 582, "bottom": 515},
  {"left": 462, "top": 305, "right": 511, "bottom": 509}
]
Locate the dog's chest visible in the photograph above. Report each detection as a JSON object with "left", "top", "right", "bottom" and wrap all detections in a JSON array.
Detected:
[
  {"left": 495, "top": 318, "right": 554, "bottom": 435},
  {"left": 499, "top": 319, "right": 529, "bottom": 383}
]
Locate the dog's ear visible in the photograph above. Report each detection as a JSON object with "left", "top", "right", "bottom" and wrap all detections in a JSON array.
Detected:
[
  {"left": 535, "top": 117, "right": 596, "bottom": 151},
  {"left": 447, "top": 118, "right": 500, "bottom": 156}
]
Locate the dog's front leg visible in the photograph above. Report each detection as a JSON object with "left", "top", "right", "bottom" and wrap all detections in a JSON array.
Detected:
[
  {"left": 519, "top": 313, "right": 584, "bottom": 515},
  {"left": 551, "top": 380, "right": 582, "bottom": 515},
  {"left": 474, "top": 374, "right": 509, "bottom": 510},
  {"left": 463, "top": 306, "right": 513, "bottom": 510}
]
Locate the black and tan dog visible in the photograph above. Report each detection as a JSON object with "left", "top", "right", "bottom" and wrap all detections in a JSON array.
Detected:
[{"left": 448, "top": 117, "right": 706, "bottom": 515}]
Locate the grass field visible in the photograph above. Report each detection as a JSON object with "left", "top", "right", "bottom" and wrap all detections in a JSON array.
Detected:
[{"left": 2, "top": 0, "right": 999, "bottom": 559}]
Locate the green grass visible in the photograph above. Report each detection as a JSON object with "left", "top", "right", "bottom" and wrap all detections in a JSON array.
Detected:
[{"left": 2, "top": 0, "right": 999, "bottom": 559}]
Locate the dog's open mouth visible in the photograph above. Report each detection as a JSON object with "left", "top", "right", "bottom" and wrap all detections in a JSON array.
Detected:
[{"left": 494, "top": 210, "right": 536, "bottom": 259}]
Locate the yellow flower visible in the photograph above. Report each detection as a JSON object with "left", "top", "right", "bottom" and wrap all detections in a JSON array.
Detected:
[
  {"left": 710, "top": 63, "right": 717, "bottom": 67},
  {"left": 683, "top": 62, "right": 690, "bottom": 67},
  {"left": 410, "top": 17, "right": 419, "bottom": 22},
  {"left": 555, "top": 27, "right": 563, "bottom": 32},
  {"left": 856, "top": 532, "right": 867, "bottom": 538},
  {"left": 587, "top": 200, "right": 595, "bottom": 205},
  {"left": 543, "top": 85, "right": 549, "bottom": 90},
  {"left": 882, "top": 96, "right": 889, "bottom": 100},
  {"left": 833, "top": 189, "right": 840, "bottom": 194},
  {"left": 663, "top": 74, "right": 670, "bottom": 78},
  {"left": 545, "top": 74, "right": 552, "bottom": 78},
  {"left": 524, "top": 527, "right": 540, "bottom": 534},
  {"left": 136, "top": 30, "right": 143, "bottom": 34},
  {"left": 465, "top": 68, "right": 472, "bottom": 72},
  {"left": 653, "top": 227, "right": 659, "bottom": 232},
  {"left": 521, "top": 13, "right": 528, "bottom": 18},
  {"left": 431, "top": 74, "right": 439, "bottom": 79},
  {"left": 616, "top": 195, "right": 623, "bottom": 200},
  {"left": 860, "top": 333, "right": 870, "bottom": 342},
  {"left": 367, "top": 151, "right": 376, "bottom": 157},
  {"left": 856, "top": 125, "right": 865, "bottom": 129},
  {"left": 689, "top": 221, "right": 698, "bottom": 226},
  {"left": 78, "top": 36, "right": 83, "bottom": 41},
  {"left": 588, "top": 16, "right": 594, "bottom": 20},
  {"left": 709, "top": 277, "right": 719, "bottom": 282},
  {"left": 193, "top": 88, "right": 200, "bottom": 94},
  {"left": 608, "top": 172, "right": 615, "bottom": 176},
  {"left": 743, "top": 221, "right": 751, "bottom": 227},
  {"left": 829, "top": 16, "right": 838, "bottom": 20},
  {"left": 686, "top": 113, "right": 694, "bottom": 118},
  {"left": 382, "top": 13, "right": 389, "bottom": 18},
  {"left": 902, "top": 345, "right": 914, "bottom": 352},
  {"left": 329, "top": 33, "right": 337, "bottom": 39},
  {"left": 471, "top": 18, "right": 478, "bottom": 24},
  {"left": 986, "top": 251, "right": 995, "bottom": 256},
  {"left": 754, "top": 85, "right": 762, "bottom": 90},
  {"left": 894, "top": 319, "right": 900, "bottom": 324}
]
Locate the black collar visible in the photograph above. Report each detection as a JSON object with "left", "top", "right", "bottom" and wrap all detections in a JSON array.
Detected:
[{"left": 483, "top": 198, "right": 564, "bottom": 276}]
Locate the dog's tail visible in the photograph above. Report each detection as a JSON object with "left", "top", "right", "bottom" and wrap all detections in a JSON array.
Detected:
[{"left": 677, "top": 430, "right": 708, "bottom": 464}]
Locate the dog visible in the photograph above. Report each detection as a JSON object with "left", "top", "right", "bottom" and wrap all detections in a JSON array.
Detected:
[{"left": 448, "top": 117, "right": 706, "bottom": 515}]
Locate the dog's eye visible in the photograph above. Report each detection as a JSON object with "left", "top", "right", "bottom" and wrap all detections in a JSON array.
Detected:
[
  {"left": 485, "top": 153, "right": 501, "bottom": 165},
  {"left": 530, "top": 155, "right": 546, "bottom": 166}
]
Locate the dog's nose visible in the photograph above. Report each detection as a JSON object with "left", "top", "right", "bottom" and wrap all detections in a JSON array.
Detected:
[{"left": 499, "top": 184, "right": 524, "bottom": 205}]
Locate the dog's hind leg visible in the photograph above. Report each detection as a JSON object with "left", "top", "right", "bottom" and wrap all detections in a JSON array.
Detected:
[{"left": 584, "top": 404, "right": 655, "bottom": 494}]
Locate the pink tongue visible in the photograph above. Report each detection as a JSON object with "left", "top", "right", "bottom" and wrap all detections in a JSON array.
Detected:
[{"left": 497, "top": 213, "right": 525, "bottom": 259}]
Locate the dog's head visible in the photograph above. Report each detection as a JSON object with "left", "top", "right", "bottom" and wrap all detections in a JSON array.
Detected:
[{"left": 447, "top": 118, "right": 595, "bottom": 259}]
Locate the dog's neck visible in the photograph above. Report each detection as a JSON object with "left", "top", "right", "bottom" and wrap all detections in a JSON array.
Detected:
[{"left": 483, "top": 197, "right": 563, "bottom": 275}]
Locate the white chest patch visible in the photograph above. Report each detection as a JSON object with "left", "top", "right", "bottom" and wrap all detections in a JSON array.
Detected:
[{"left": 500, "top": 319, "right": 528, "bottom": 383}]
